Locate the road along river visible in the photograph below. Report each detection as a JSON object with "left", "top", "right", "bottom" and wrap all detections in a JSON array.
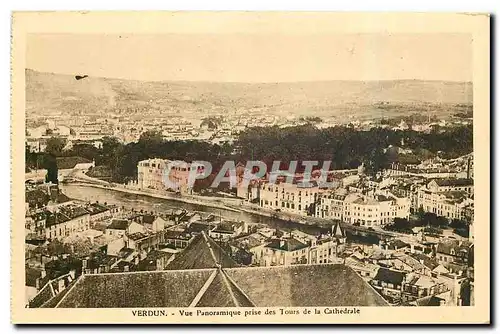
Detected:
[{"left": 59, "top": 184, "right": 333, "bottom": 236}]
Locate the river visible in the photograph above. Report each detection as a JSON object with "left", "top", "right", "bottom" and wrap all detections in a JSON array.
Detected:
[{"left": 60, "top": 184, "right": 330, "bottom": 236}]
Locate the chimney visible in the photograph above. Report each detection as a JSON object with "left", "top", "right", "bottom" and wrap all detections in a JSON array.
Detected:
[
  {"left": 57, "top": 279, "right": 65, "bottom": 292},
  {"left": 124, "top": 265, "right": 129, "bottom": 272}
]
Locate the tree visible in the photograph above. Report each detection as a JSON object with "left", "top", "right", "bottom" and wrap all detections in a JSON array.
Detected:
[
  {"left": 69, "top": 143, "right": 99, "bottom": 161},
  {"left": 393, "top": 218, "right": 411, "bottom": 230},
  {"left": 139, "top": 130, "right": 163, "bottom": 144},
  {"left": 449, "top": 218, "right": 468, "bottom": 230},
  {"left": 45, "top": 137, "right": 67, "bottom": 156},
  {"left": 42, "top": 154, "right": 59, "bottom": 184},
  {"left": 416, "top": 206, "right": 425, "bottom": 220}
]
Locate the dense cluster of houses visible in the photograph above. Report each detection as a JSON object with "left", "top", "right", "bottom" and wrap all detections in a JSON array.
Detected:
[
  {"left": 24, "top": 150, "right": 474, "bottom": 308},
  {"left": 25, "top": 189, "right": 474, "bottom": 307}
]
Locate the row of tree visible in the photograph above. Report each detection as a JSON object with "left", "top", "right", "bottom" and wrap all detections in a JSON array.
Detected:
[
  {"left": 384, "top": 211, "right": 470, "bottom": 237},
  {"left": 26, "top": 124, "right": 473, "bottom": 184}
]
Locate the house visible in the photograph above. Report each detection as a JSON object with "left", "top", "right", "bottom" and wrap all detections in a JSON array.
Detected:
[
  {"left": 379, "top": 239, "right": 410, "bottom": 253},
  {"left": 105, "top": 238, "right": 126, "bottom": 257},
  {"left": 105, "top": 219, "right": 145, "bottom": 238},
  {"left": 232, "top": 233, "right": 270, "bottom": 265},
  {"left": 261, "top": 237, "right": 310, "bottom": 267},
  {"left": 370, "top": 268, "right": 406, "bottom": 304},
  {"left": 408, "top": 253, "right": 442, "bottom": 277},
  {"left": 343, "top": 193, "right": 410, "bottom": 227},
  {"left": 436, "top": 239, "right": 472, "bottom": 266},
  {"left": 132, "top": 214, "right": 156, "bottom": 230},
  {"left": 137, "top": 158, "right": 205, "bottom": 193},
  {"left": 26, "top": 210, "right": 48, "bottom": 238},
  {"left": 259, "top": 180, "right": 328, "bottom": 216},
  {"left": 45, "top": 206, "right": 91, "bottom": 240},
  {"left": 126, "top": 231, "right": 166, "bottom": 254},
  {"left": 85, "top": 202, "right": 117, "bottom": 225},
  {"left": 309, "top": 222, "right": 347, "bottom": 265},
  {"left": 82, "top": 252, "right": 120, "bottom": 275},
  {"left": 150, "top": 216, "right": 170, "bottom": 232},
  {"left": 417, "top": 179, "right": 473, "bottom": 220},
  {"left": 137, "top": 250, "right": 175, "bottom": 271},
  {"left": 208, "top": 221, "right": 248, "bottom": 241},
  {"left": 25, "top": 266, "right": 50, "bottom": 304},
  {"left": 345, "top": 256, "right": 380, "bottom": 279},
  {"left": 163, "top": 230, "right": 194, "bottom": 249},
  {"left": 27, "top": 272, "right": 75, "bottom": 308},
  {"left": 401, "top": 273, "right": 449, "bottom": 304}
]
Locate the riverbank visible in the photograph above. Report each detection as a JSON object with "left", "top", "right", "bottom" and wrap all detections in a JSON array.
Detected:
[
  {"left": 68, "top": 180, "right": 321, "bottom": 225},
  {"left": 68, "top": 182, "right": 244, "bottom": 213},
  {"left": 66, "top": 179, "right": 402, "bottom": 239}
]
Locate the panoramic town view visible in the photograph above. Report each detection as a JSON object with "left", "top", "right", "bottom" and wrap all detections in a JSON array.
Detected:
[{"left": 24, "top": 33, "right": 474, "bottom": 308}]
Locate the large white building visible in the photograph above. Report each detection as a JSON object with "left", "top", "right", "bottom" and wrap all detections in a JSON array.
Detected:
[
  {"left": 137, "top": 158, "right": 205, "bottom": 193},
  {"left": 315, "top": 191, "right": 410, "bottom": 227},
  {"left": 259, "top": 181, "right": 328, "bottom": 216},
  {"left": 417, "top": 179, "right": 474, "bottom": 220}
]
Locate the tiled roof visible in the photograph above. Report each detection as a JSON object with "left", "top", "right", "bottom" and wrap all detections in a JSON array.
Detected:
[
  {"left": 409, "top": 253, "right": 440, "bottom": 270},
  {"left": 436, "top": 240, "right": 471, "bottom": 256},
  {"left": 45, "top": 212, "right": 71, "bottom": 228},
  {"left": 433, "top": 178, "right": 473, "bottom": 187},
  {"left": 266, "top": 238, "right": 309, "bottom": 252},
  {"left": 225, "top": 264, "right": 389, "bottom": 307},
  {"left": 52, "top": 264, "right": 388, "bottom": 308},
  {"left": 142, "top": 214, "right": 156, "bottom": 225},
  {"left": 85, "top": 203, "right": 109, "bottom": 215},
  {"left": 166, "top": 232, "right": 238, "bottom": 270},
  {"left": 332, "top": 221, "right": 345, "bottom": 238},
  {"left": 373, "top": 268, "right": 405, "bottom": 285},
  {"left": 25, "top": 267, "right": 49, "bottom": 288},
  {"left": 56, "top": 269, "right": 215, "bottom": 308},
  {"left": 414, "top": 295, "right": 445, "bottom": 306},
  {"left": 195, "top": 270, "right": 254, "bottom": 307},
  {"left": 107, "top": 219, "right": 131, "bottom": 230}
]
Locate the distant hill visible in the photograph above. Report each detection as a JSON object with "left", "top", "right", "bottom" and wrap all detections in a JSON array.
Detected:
[{"left": 26, "top": 69, "right": 473, "bottom": 119}]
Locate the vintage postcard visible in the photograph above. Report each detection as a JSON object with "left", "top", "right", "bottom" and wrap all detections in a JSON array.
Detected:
[{"left": 11, "top": 12, "right": 490, "bottom": 324}]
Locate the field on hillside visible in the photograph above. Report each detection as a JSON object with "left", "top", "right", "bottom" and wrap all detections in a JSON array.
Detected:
[{"left": 26, "top": 69, "right": 473, "bottom": 121}]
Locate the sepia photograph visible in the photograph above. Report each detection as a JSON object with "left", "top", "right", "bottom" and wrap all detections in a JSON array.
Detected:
[{"left": 11, "top": 12, "right": 490, "bottom": 324}]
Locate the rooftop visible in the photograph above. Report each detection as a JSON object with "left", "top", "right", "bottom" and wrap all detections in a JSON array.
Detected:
[
  {"left": 107, "top": 219, "right": 131, "bottom": 230},
  {"left": 166, "top": 232, "right": 239, "bottom": 270},
  {"left": 433, "top": 178, "right": 473, "bottom": 187},
  {"left": 266, "top": 238, "right": 309, "bottom": 252},
  {"left": 53, "top": 264, "right": 388, "bottom": 308}
]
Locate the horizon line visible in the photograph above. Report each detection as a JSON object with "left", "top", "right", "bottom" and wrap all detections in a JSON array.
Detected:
[{"left": 25, "top": 68, "right": 473, "bottom": 85}]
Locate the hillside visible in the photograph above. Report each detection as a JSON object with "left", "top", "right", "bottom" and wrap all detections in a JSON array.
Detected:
[{"left": 26, "top": 69, "right": 473, "bottom": 119}]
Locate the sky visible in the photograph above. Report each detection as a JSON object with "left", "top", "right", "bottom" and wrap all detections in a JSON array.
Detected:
[{"left": 26, "top": 33, "right": 472, "bottom": 83}]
